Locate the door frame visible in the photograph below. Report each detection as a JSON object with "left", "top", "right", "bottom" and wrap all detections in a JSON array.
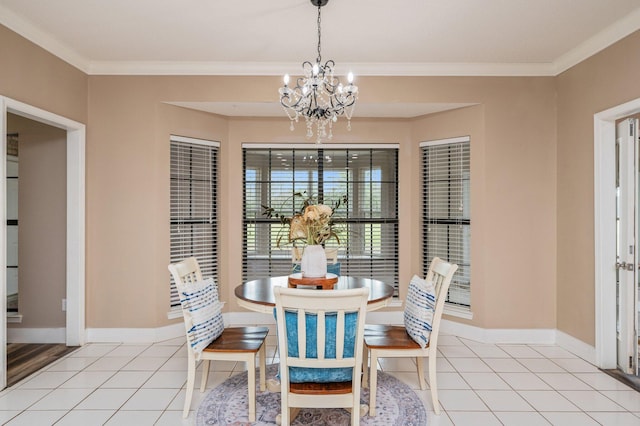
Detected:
[
  {"left": 595, "top": 97, "right": 640, "bottom": 369},
  {"left": 0, "top": 96, "right": 85, "bottom": 388}
]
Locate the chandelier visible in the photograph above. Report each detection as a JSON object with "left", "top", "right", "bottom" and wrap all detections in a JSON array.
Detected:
[{"left": 278, "top": 0, "right": 358, "bottom": 143}]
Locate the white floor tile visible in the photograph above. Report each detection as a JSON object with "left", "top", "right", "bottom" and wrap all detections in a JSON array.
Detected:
[
  {"left": 59, "top": 371, "right": 114, "bottom": 388},
  {"left": 447, "top": 411, "right": 502, "bottom": 425},
  {"left": 0, "top": 411, "right": 20, "bottom": 424},
  {"left": 484, "top": 358, "right": 529, "bottom": 373},
  {"left": 536, "top": 373, "right": 593, "bottom": 390},
  {"left": 540, "top": 412, "right": 600, "bottom": 426},
  {"left": 142, "top": 371, "right": 187, "bottom": 388},
  {"left": 4, "top": 410, "right": 66, "bottom": 426},
  {"left": 518, "top": 390, "right": 580, "bottom": 411},
  {"left": 55, "top": 410, "right": 116, "bottom": 426},
  {"left": 68, "top": 344, "right": 118, "bottom": 358},
  {"left": 498, "top": 345, "right": 545, "bottom": 358},
  {"left": 106, "top": 344, "right": 149, "bottom": 357},
  {"left": 550, "top": 358, "right": 599, "bottom": 373},
  {"left": 529, "top": 346, "right": 578, "bottom": 359},
  {"left": 433, "top": 372, "right": 471, "bottom": 389},
  {"left": 155, "top": 410, "right": 196, "bottom": 426},
  {"left": 437, "top": 335, "right": 465, "bottom": 346},
  {"left": 463, "top": 372, "right": 511, "bottom": 390},
  {"left": 45, "top": 357, "right": 97, "bottom": 372},
  {"left": 75, "top": 388, "right": 136, "bottom": 410},
  {"left": 587, "top": 411, "right": 640, "bottom": 426},
  {"left": 438, "top": 390, "right": 489, "bottom": 411},
  {"left": 29, "top": 388, "right": 93, "bottom": 410},
  {"left": 439, "top": 345, "right": 477, "bottom": 358},
  {"left": 16, "top": 371, "right": 76, "bottom": 389},
  {"left": 0, "top": 389, "right": 50, "bottom": 410},
  {"left": 498, "top": 372, "right": 553, "bottom": 390},
  {"left": 100, "top": 371, "right": 154, "bottom": 388},
  {"left": 519, "top": 358, "right": 566, "bottom": 373},
  {"left": 121, "top": 357, "right": 167, "bottom": 371},
  {"left": 466, "top": 344, "right": 511, "bottom": 358},
  {"left": 140, "top": 345, "right": 181, "bottom": 357},
  {"left": 158, "top": 357, "right": 187, "bottom": 371},
  {"left": 120, "top": 388, "right": 180, "bottom": 410},
  {"left": 599, "top": 390, "right": 640, "bottom": 411},
  {"left": 426, "top": 410, "right": 454, "bottom": 426},
  {"left": 83, "top": 356, "right": 133, "bottom": 371},
  {"left": 448, "top": 357, "right": 493, "bottom": 372},
  {"left": 559, "top": 390, "right": 627, "bottom": 411},
  {"left": 574, "top": 372, "right": 636, "bottom": 390},
  {"left": 494, "top": 411, "right": 553, "bottom": 425},
  {"left": 476, "top": 390, "right": 534, "bottom": 411},
  {"left": 104, "top": 410, "right": 162, "bottom": 425}
]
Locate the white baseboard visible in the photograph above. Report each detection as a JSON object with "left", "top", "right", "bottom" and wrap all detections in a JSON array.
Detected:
[
  {"left": 80, "top": 311, "right": 596, "bottom": 366},
  {"left": 86, "top": 322, "right": 184, "bottom": 343},
  {"left": 555, "top": 329, "right": 597, "bottom": 365},
  {"left": 7, "top": 327, "right": 66, "bottom": 344}
]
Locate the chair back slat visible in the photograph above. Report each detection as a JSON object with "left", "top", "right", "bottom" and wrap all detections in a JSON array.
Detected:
[
  {"left": 317, "top": 311, "right": 326, "bottom": 359},
  {"left": 425, "top": 257, "right": 458, "bottom": 349}
]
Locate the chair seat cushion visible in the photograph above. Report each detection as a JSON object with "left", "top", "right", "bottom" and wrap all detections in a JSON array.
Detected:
[
  {"left": 403, "top": 275, "right": 436, "bottom": 349},
  {"left": 178, "top": 277, "right": 225, "bottom": 358},
  {"left": 284, "top": 310, "right": 358, "bottom": 383}
]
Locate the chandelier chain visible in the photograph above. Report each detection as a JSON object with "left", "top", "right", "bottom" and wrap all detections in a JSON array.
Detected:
[{"left": 316, "top": 3, "right": 322, "bottom": 64}]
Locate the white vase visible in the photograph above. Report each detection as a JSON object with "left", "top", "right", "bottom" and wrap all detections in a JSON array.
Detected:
[{"left": 301, "top": 245, "right": 327, "bottom": 278}]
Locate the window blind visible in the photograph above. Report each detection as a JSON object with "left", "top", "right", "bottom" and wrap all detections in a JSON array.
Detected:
[
  {"left": 243, "top": 147, "right": 399, "bottom": 295},
  {"left": 421, "top": 137, "right": 471, "bottom": 307},
  {"left": 169, "top": 136, "right": 219, "bottom": 308}
]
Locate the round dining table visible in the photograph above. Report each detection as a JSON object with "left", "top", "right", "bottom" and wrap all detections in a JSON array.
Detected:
[{"left": 235, "top": 275, "right": 395, "bottom": 313}]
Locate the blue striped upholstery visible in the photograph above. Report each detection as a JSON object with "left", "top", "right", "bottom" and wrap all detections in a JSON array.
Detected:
[
  {"left": 403, "top": 275, "right": 436, "bottom": 349},
  {"left": 178, "top": 278, "right": 224, "bottom": 358}
]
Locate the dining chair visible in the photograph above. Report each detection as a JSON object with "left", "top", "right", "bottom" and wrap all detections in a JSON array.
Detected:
[
  {"left": 362, "top": 257, "right": 458, "bottom": 415},
  {"left": 274, "top": 286, "right": 369, "bottom": 426},
  {"left": 168, "top": 257, "right": 268, "bottom": 420}
]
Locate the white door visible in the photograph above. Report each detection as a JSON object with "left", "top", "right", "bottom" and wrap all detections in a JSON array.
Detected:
[{"left": 616, "top": 118, "right": 638, "bottom": 375}]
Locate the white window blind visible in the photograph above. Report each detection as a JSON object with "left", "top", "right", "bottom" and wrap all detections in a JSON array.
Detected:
[
  {"left": 421, "top": 137, "right": 471, "bottom": 307},
  {"left": 169, "top": 136, "right": 219, "bottom": 308},
  {"left": 243, "top": 147, "right": 399, "bottom": 295}
]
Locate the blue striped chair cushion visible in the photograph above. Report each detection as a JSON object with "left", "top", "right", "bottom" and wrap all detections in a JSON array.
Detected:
[
  {"left": 178, "top": 277, "right": 224, "bottom": 358},
  {"left": 403, "top": 275, "right": 436, "bottom": 349}
]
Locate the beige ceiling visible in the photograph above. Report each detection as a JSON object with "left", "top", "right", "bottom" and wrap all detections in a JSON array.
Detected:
[{"left": 3, "top": 0, "right": 639, "bottom": 117}]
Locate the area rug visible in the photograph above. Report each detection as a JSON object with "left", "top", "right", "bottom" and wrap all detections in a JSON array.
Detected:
[{"left": 196, "top": 364, "right": 427, "bottom": 425}]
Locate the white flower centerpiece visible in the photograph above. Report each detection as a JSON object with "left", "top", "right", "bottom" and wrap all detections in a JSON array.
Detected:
[{"left": 262, "top": 192, "right": 346, "bottom": 277}]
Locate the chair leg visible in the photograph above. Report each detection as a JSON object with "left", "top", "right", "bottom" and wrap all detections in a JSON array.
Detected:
[
  {"left": 259, "top": 344, "right": 266, "bottom": 391},
  {"left": 200, "top": 359, "right": 211, "bottom": 392},
  {"left": 362, "top": 345, "right": 369, "bottom": 388},
  {"left": 183, "top": 354, "right": 196, "bottom": 418},
  {"left": 416, "top": 357, "right": 426, "bottom": 390},
  {"left": 428, "top": 355, "right": 440, "bottom": 415},
  {"left": 369, "top": 350, "right": 378, "bottom": 417},
  {"left": 247, "top": 357, "right": 257, "bottom": 422}
]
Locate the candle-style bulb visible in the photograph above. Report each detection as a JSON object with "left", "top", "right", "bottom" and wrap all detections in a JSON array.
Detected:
[{"left": 283, "top": 74, "right": 290, "bottom": 85}]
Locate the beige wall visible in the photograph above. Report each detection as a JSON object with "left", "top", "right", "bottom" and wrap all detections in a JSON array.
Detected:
[
  {"left": 85, "top": 74, "right": 556, "bottom": 332},
  {"left": 7, "top": 113, "right": 67, "bottom": 330},
  {"left": 6, "top": 20, "right": 640, "bottom": 346},
  {"left": 556, "top": 30, "right": 640, "bottom": 345}
]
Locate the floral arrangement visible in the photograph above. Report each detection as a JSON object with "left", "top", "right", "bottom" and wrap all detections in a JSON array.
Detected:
[{"left": 262, "top": 192, "right": 347, "bottom": 246}]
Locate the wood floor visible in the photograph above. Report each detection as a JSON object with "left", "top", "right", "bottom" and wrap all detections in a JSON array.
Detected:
[{"left": 6, "top": 343, "right": 79, "bottom": 387}]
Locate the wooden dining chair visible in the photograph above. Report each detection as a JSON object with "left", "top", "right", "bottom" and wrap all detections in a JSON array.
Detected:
[
  {"left": 274, "top": 286, "right": 369, "bottom": 426},
  {"left": 168, "top": 257, "right": 268, "bottom": 419},
  {"left": 362, "top": 257, "right": 458, "bottom": 415}
]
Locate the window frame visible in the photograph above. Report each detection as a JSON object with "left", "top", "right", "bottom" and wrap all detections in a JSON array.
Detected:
[
  {"left": 242, "top": 143, "right": 400, "bottom": 296},
  {"left": 168, "top": 135, "right": 220, "bottom": 316},
  {"left": 420, "top": 136, "right": 471, "bottom": 313}
]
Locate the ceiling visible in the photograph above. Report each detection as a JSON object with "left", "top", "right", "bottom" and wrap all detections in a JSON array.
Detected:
[{"left": 2, "top": 0, "right": 640, "bottom": 118}]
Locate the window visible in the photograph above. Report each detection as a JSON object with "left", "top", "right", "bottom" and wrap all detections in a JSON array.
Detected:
[
  {"left": 421, "top": 137, "right": 471, "bottom": 307},
  {"left": 169, "top": 136, "right": 219, "bottom": 308},
  {"left": 243, "top": 145, "right": 399, "bottom": 295}
]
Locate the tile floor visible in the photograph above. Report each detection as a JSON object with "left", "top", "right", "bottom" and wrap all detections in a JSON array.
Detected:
[{"left": 1, "top": 329, "right": 639, "bottom": 425}]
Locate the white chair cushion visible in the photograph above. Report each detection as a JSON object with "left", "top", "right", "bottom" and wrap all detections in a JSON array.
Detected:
[
  {"left": 404, "top": 274, "right": 436, "bottom": 349},
  {"left": 178, "top": 277, "right": 224, "bottom": 358}
]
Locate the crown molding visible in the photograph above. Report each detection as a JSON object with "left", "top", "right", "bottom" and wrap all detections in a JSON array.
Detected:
[
  {"left": 2, "top": 3, "right": 639, "bottom": 77},
  {"left": 0, "top": 4, "right": 89, "bottom": 73},
  {"left": 553, "top": 7, "right": 640, "bottom": 75}
]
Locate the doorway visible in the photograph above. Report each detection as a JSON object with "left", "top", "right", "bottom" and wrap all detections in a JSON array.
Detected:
[
  {"left": 595, "top": 97, "right": 640, "bottom": 372},
  {"left": 0, "top": 97, "right": 86, "bottom": 389},
  {"left": 615, "top": 117, "right": 639, "bottom": 377}
]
